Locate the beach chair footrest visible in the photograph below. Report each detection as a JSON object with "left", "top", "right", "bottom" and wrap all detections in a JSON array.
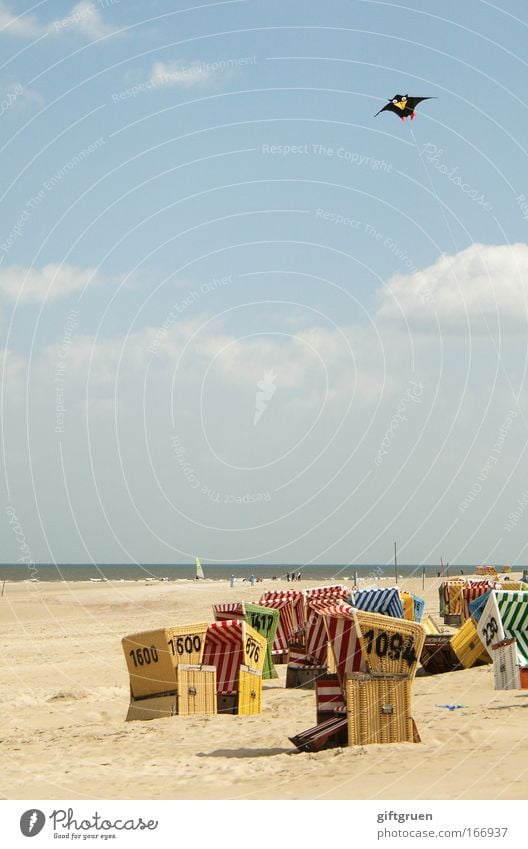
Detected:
[{"left": 289, "top": 714, "right": 348, "bottom": 752}]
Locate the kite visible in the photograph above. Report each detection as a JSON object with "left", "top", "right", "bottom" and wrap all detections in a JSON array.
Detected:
[{"left": 375, "top": 94, "right": 435, "bottom": 121}]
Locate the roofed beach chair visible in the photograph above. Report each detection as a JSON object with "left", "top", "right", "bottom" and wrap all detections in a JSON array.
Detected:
[
  {"left": 258, "top": 591, "right": 300, "bottom": 663},
  {"left": 122, "top": 623, "right": 213, "bottom": 720},
  {"left": 421, "top": 614, "right": 441, "bottom": 634},
  {"left": 400, "top": 590, "right": 425, "bottom": 623},
  {"left": 449, "top": 617, "right": 490, "bottom": 669},
  {"left": 444, "top": 581, "right": 465, "bottom": 625},
  {"left": 284, "top": 596, "right": 341, "bottom": 689},
  {"left": 419, "top": 634, "right": 459, "bottom": 675},
  {"left": 412, "top": 593, "right": 425, "bottom": 623},
  {"left": 202, "top": 620, "right": 268, "bottom": 714},
  {"left": 290, "top": 601, "right": 423, "bottom": 749},
  {"left": 213, "top": 601, "right": 279, "bottom": 679},
  {"left": 349, "top": 586, "right": 404, "bottom": 619},
  {"left": 468, "top": 588, "right": 493, "bottom": 623},
  {"left": 477, "top": 590, "right": 528, "bottom": 660},
  {"left": 477, "top": 591, "right": 528, "bottom": 688},
  {"left": 400, "top": 591, "right": 415, "bottom": 621},
  {"left": 462, "top": 581, "right": 494, "bottom": 621}
]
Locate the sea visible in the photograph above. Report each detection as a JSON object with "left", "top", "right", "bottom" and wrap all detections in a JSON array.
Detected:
[{"left": 0, "top": 563, "right": 480, "bottom": 583}]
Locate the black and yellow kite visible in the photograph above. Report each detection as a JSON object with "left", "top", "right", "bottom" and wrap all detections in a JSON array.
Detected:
[{"left": 375, "top": 94, "right": 435, "bottom": 121}]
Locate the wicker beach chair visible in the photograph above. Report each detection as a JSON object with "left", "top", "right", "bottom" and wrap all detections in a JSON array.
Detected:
[
  {"left": 213, "top": 601, "right": 279, "bottom": 679},
  {"left": 202, "top": 620, "right": 267, "bottom": 714},
  {"left": 440, "top": 579, "right": 465, "bottom": 625},
  {"left": 122, "top": 623, "right": 212, "bottom": 720},
  {"left": 346, "top": 672, "right": 418, "bottom": 745},
  {"left": 491, "top": 638, "right": 521, "bottom": 690},
  {"left": 349, "top": 586, "right": 404, "bottom": 619},
  {"left": 468, "top": 588, "right": 493, "bottom": 623},
  {"left": 477, "top": 590, "right": 528, "bottom": 662},
  {"left": 462, "top": 581, "right": 494, "bottom": 621},
  {"left": 257, "top": 592, "right": 298, "bottom": 664},
  {"left": 400, "top": 591, "right": 415, "bottom": 621},
  {"left": 449, "top": 618, "right": 490, "bottom": 669},
  {"left": 419, "top": 635, "right": 459, "bottom": 675},
  {"left": 411, "top": 593, "right": 425, "bottom": 623},
  {"left": 289, "top": 602, "right": 424, "bottom": 749}
]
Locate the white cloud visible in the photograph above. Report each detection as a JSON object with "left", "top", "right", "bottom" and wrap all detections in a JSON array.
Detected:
[
  {"left": 52, "top": 1, "right": 118, "bottom": 40},
  {"left": 0, "top": 347, "right": 26, "bottom": 403},
  {"left": 32, "top": 318, "right": 389, "bottom": 414},
  {"left": 0, "top": 81, "right": 44, "bottom": 110},
  {"left": 0, "top": 263, "right": 105, "bottom": 303},
  {"left": 0, "top": 1, "right": 118, "bottom": 41},
  {"left": 148, "top": 61, "right": 213, "bottom": 88},
  {"left": 0, "top": 3, "right": 39, "bottom": 37},
  {"left": 377, "top": 243, "right": 528, "bottom": 332}
]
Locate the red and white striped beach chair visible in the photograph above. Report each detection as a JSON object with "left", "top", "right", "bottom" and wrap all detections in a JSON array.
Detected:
[
  {"left": 202, "top": 620, "right": 267, "bottom": 714},
  {"left": 462, "top": 580, "right": 494, "bottom": 621},
  {"left": 259, "top": 585, "right": 349, "bottom": 658},
  {"left": 258, "top": 592, "right": 298, "bottom": 663},
  {"left": 212, "top": 601, "right": 279, "bottom": 679}
]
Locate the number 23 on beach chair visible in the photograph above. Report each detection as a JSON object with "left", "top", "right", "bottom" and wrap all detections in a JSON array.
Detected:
[{"left": 202, "top": 620, "right": 268, "bottom": 715}]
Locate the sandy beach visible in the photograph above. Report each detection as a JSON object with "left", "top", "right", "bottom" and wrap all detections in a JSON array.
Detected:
[{"left": 1, "top": 575, "right": 526, "bottom": 801}]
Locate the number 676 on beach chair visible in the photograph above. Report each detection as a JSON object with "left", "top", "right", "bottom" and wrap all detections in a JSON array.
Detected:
[{"left": 202, "top": 620, "right": 268, "bottom": 714}]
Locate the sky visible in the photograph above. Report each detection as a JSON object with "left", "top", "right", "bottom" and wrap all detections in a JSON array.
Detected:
[{"left": 1, "top": 0, "right": 528, "bottom": 567}]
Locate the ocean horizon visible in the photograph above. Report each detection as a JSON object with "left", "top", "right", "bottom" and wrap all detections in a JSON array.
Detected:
[{"left": 0, "top": 562, "right": 516, "bottom": 583}]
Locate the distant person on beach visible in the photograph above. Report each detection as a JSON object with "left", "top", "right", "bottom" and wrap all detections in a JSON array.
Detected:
[
  {"left": 249, "top": 574, "right": 255, "bottom": 587},
  {"left": 297, "top": 571, "right": 301, "bottom": 581},
  {"left": 286, "top": 572, "right": 290, "bottom": 582},
  {"left": 230, "top": 574, "right": 235, "bottom": 588}
]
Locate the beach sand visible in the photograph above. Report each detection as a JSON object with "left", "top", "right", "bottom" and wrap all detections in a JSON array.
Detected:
[{"left": 1, "top": 575, "right": 526, "bottom": 800}]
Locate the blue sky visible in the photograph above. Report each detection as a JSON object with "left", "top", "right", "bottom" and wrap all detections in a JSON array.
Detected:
[{"left": 2, "top": 0, "right": 528, "bottom": 566}]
